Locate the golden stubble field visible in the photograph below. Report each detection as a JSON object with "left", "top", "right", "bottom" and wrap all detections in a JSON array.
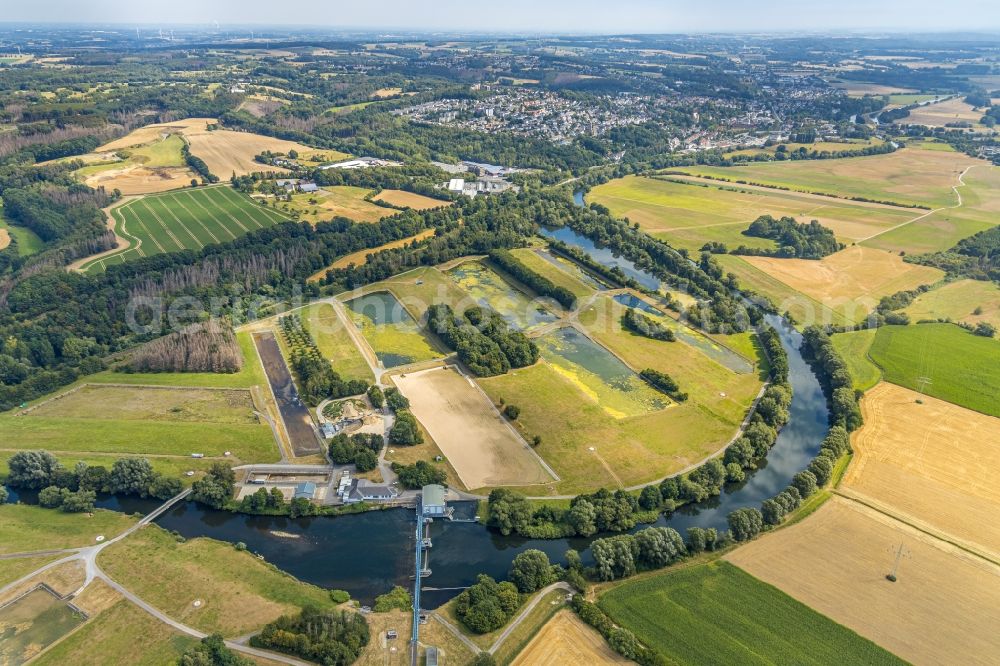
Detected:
[
  {"left": 392, "top": 365, "right": 555, "bottom": 489},
  {"left": 844, "top": 382, "right": 1000, "bottom": 559},
  {"left": 903, "top": 97, "right": 989, "bottom": 128},
  {"left": 511, "top": 610, "right": 629, "bottom": 666},
  {"left": 740, "top": 245, "right": 944, "bottom": 323},
  {"left": 727, "top": 497, "right": 1000, "bottom": 666}
]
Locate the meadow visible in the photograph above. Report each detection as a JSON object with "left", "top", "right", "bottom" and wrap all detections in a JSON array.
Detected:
[
  {"left": 736, "top": 246, "right": 943, "bottom": 325},
  {"left": 0, "top": 205, "right": 45, "bottom": 256},
  {"left": 373, "top": 189, "right": 450, "bottom": 210},
  {"left": 32, "top": 598, "right": 195, "bottom": 666},
  {"left": 299, "top": 301, "right": 374, "bottom": 382},
  {"left": 0, "top": 503, "right": 136, "bottom": 555},
  {"left": 862, "top": 165, "right": 999, "bottom": 255},
  {"left": 79, "top": 185, "right": 290, "bottom": 272},
  {"left": 830, "top": 328, "right": 882, "bottom": 391},
  {"left": 902, "top": 279, "right": 1000, "bottom": 329},
  {"left": 728, "top": 498, "right": 1000, "bottom": 666},
  {"left": 589, "top": 175, "right": 913, "bottom": 251},
  {"left": 97, "top": 525, "right": 338, "bottom": 637},
  {"left": 77, "top": 132, "right": 197, "bottom": 195},
  {"left": 281, "top": 185, "right": 393, "bottom": 224},
  {"left": 902, "top": 97, "right": 987, "bottom": 128},
  {"left": 599, "top": 561, "right": 903, "bottom": 666},
  {"left": 868, "top": 323, "right": 1000, "bottom": 417},
  {"left": 670, "top": 147, "right": 977, "bottom": 208}
]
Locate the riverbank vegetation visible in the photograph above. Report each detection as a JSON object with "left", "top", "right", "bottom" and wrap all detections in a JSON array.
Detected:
[{"left": 251, "top": 606, "right": 370, "bottom": 664}]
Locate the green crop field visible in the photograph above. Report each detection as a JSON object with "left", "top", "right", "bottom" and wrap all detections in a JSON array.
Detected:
[
  {"left": 831, "top": 328, "right": 883, "bottom": 391},
  {"left": 868, "top": 323, "right": 1000, "bottom": 417},
  {"left": 599, "top": 562, "right": 905, "bottom": 666},
  {"left": 79, "top": 185, "right": 290, "bottom": 273}
]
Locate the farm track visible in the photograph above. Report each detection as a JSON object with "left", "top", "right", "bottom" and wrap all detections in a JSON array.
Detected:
[{"left": 857, "top": 164, "right": 980, "bottom": 243}]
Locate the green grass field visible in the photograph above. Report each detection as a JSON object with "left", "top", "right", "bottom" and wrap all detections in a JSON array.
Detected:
[
  {"left": 589, "top": 175, "right": 915, "bottom": 251},
  {"left": 670, "top": 147, "right": 973, "bottom": 209},
  {"left": 98, "top": 525, "right": 338, "bottom": 637},
  {"left": 299, "top": 302, "right": 374, "bottom": 382},
  {"left": 32, "top": 599, "right": 195, "bottom": 666},
  {"left": 599, "top": 561, "right": 905, "bottom": 666},
  {"left": 868, "top": 323, "right": 1000, "bottom": 417},
  {"left": 80, "top": 185, "right": 290, "bottom": 273},
  {"left": 509, "top": 247, "right": 596, "bottom": 300},
  {"left": 903, "top": 279, "right": 1000, "bottom": 329},
  {"left": 0, "top": 204, "right": 46, "bottom": 256},
  {"left": 831, "top": 328, "right": 882, "bottom": 391},
  {"left": 862, "top": 166, "right": 1000, "bottom": 255},
  {"left": 0, "top": 504, "right": 137, "bottom": 555}
]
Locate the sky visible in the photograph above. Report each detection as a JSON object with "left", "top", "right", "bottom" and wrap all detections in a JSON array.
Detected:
[{"left": 3, "top": 0, "right": 1000, "bottom": 34}]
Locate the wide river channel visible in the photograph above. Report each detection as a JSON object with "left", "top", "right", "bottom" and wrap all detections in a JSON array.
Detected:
[{"left": 6, "top": 216, "right": 830, "bottom": 608}]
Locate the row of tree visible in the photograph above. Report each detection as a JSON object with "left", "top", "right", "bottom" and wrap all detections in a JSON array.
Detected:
[
  {"left": 640, "top": 368, "right": 688, "bottom": 402},
  {"left": 487, "top": 249, "right": 576, "bottom": 310},
  {"left": 801, "top": 326, "right": 864, "bottom": 432},
  {"left": 7, "top": 450, "right": 182, "bottom": 500},
  {"left": 280, "top": 314, "right": 368, "bottom": 405},
  {"left": 622, "top": 307, "right": 675, "bottom": 341},
  {"left": 250, "top": 606, "right": 369, "bottom": 665}
]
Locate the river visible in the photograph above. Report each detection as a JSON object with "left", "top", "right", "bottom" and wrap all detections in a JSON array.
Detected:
[{"left": 2, "top": 218, "right": 830, "bottom": 608}]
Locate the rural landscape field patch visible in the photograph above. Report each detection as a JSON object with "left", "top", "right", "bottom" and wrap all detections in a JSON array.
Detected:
[
  {"left": 867, "top": 323, "right": 1000, "bottom": 417},
  {"left": 600, "top": 561, "right": 903, "bottom": 666},
  {"left": 79, "top": 185, "right": 290, "bottom": 272},
  {"left": 737, "top": 246, "right": 944, "bottom": 325},
  {"left": 845, "top": 382, "right": 1000, "bottom": 558},
  {"left": 588, "top": 175, "right": 913, "bottom": 251},
  {"left": 343, "top": 291, "right": 441, "bottom": 368},
  {"left": 671, "top": 147, "right": 977, "bottom": 208},
  {"left": 727, "top": 498, "right": 1000, "bottom": 665},
  {"left": 903, "top": 278, "right": 1000, "bottom": 329},
  {"left": 393, "top": 366, "right": 554, "bottom": 489}
]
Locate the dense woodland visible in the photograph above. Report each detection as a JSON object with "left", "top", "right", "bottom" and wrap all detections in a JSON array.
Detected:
[
  {"left": 728, "top": 214, "right": 843, "bottom": 259},
  {"left": 127, "top": 319, "right": 242, "bottom": 374}
]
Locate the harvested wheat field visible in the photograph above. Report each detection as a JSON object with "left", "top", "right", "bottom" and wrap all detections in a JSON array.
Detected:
[
  {"left": 904, "top": 97, "right": 987, "bottom": 128},
  {"left": 308, "top": 229, "right": 437, "bottom": 281},
  {"left": 83, "top": 164, "right": 196, "bottom": 194},
  {"left": 0, "top": 228, "right": 9, "bottom": 250},
  {"left": 741, "top": 246, "right": 944, "bottom": 324},
  {"left": 96, "top": 119, "right": 208, "bottom": 152},
  {"left": 184, "top": 126, "right": 314, "bottom": 177},
  {"left": 373, "top": 189, "right": 450, "bottom": 210},
  {"left": 392, "top": 365, "right": 555, "bottom": 489},
  {"left": 844, "top": 382, "right": 1000, "bottom": 559},
  {"left": 727, "top": 497, "right": 1000, "bottom": 666},
  {"left": 512, "top": 610, "right": 628, "bottom": 666}
]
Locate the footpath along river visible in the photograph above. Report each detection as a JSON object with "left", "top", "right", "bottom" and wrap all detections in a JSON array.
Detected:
[{"left": 4, "top": 216, "right": 830, "bottom": 607}]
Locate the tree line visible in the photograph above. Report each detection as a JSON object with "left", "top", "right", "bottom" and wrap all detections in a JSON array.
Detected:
[
  {"left": 487, "top": 248, "right": 576, "bottom": 310},
  {"left": 622, "top": 307, "right": 675, "bottom": 341}
]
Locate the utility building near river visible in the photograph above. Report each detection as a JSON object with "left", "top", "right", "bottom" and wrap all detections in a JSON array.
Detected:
[{"left": 421, "top": 484, "right": 447, "bottom": 517}]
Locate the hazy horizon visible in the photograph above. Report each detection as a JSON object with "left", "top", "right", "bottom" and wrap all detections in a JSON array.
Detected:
[{"left": 2, "top": 0, "right": 1000, "bottom": 34}]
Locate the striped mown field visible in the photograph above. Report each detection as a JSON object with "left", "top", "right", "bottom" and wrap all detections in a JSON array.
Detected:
[{"left": 81, "top": 185, "right": 290, "bottom": 273}]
